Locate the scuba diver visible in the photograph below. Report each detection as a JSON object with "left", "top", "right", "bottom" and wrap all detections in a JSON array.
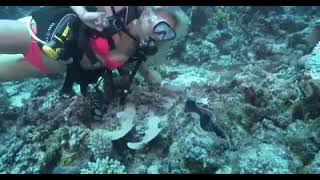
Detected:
[
  {"left": 0, "top": 6, "right": 189, "bottom": 117},
  {"left": 29, "top": 6, "right": 151, "bottom": 97}
]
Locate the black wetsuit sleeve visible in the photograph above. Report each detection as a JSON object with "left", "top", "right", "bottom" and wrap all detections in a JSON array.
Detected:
[{"left": 31, "top": 6, "right": 76, "bottom": 40}]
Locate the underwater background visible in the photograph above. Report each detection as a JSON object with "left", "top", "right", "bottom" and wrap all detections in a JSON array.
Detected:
[{"left": 0, "top": 6, "right": 320, "bottom": 174}]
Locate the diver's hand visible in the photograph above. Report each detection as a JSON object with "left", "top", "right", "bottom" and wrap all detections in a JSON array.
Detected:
[
  {"left": 144, "top": 71, "right": 162, "bottom": 85},
  {"left": 160, "top": 83, "right": 185, "bottom": 98},
  {"left": 79, "top": 12, "right": 108, "bottom": 32}
]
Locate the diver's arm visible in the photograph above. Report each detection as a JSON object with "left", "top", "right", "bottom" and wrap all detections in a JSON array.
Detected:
[
  {"left": 139, "top": 62, "right": 162, "bottom": 86},
  {"left": 108, "top": 50, "right": 129, "bottom": 63},
  {"left": 140, "top": 62, "right": 186, "bottom": 97},
  {"left": 70, "top": 6, "right": 106, "bottom": 32},
  {"left": 70, "top": 6, "right": 88, "bottom": 18},
  {"left": 108, "top": 51, "right": 163, "bottom": 86}
]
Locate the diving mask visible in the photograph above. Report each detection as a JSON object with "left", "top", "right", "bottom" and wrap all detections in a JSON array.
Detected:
[
  {"left": 137, "top": 20, "right": 176, "bottom": 55},
  {"left": 152, "top": 21, "right": 176, "bottom": 41}
]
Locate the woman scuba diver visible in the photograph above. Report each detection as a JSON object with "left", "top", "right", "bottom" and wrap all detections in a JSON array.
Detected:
[{"left": 0, "top": 6, "right": 189, "bottom": 100}]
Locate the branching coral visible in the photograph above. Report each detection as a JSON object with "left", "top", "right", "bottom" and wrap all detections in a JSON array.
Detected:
[
  {"left": 234, "top": 143, "right": 299, "bottom": 174},
  {"left": 302, "top": 152, "right": 320, "bottom": 174},
  {"left": 88, "top": 130, "right": 113, "bottom": 159},
  {"left": 80, "top": 157, "right": 126, "bottom": 174}
]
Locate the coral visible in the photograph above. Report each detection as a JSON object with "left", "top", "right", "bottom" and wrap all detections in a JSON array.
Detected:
[
  {"left": 87, "top": 105, "right": 138, "bottom": 158},
  {"left": 67, "top": 126, "right": 89, "bottom": 151},
  {"left": 10, "top": 143, "right": 46, "bottom": 174},
  {"left": 104, "top": 105, "right": 135, "bottom": 141},
  {"left": 0, "top": 85, "right": 9, "bottom": 114},
  {"left": 190, "top": 6, "right": 210, "bottom": 33},
  {"left": 279, "top": 15, "right": 308, "bottom": 34},
  {"left": 17, "top": 124, "right": 52, "bottom": 144},
  {"left": 182, "top": 131, "right": 226, "bottom": 173},
  {"left": 242, "top": 86, "right": 267, "bottom": 107},
  {"left": 160, "top": 64, "right": 216, "bottom": 89},
  {"left": 145, "top": 159, "right": 171, "bottom": 174},
  {"left": 215, "top": 8, "right": 231, "bottom": 21},
  {"left": 51, "top": 166, "right": 80, "bottom": 174},
  {"left": 166, "top": 142, "right": 189, "bottom": 174},
  {"left": 0, "top": 84, "right": 18, "bottom": 131},
  {"left": 282, "top": 120, "right": 320, "bottom": 165},
  {"left": 304, "top": 41, "right": 320, "bottom": 79},
  {"left": 249, "top": 119, "right": 286, "bottom": 144},
  {"left": 0, "top": 127, "right": 65, "bottom": 173},
  {"left": 44, "top": 126, "right": 90, "bottom": 171},
  {"left": 0, "top": 128, "right": 24, "bottom": 173},
  {"left": 88, "top": 129, "right": 113, "bottom": 159},
  {"left": 42, "top": 127, "right": 69, "bottom": 172},
  {"left": 59, "top": 151, "right": 78, "bottom": 166},
  {"left": 63, "top": 96, "right": 93, "bottom": 125},
  {"left": 80, "top": 157, "right": 126, "bottom": 174},
  {"left": 229, "top": 142, "right": 301, "bottom": 174},
  {"left": 147, "top": 165, "right": 160, "bottom": 174},
  {"left": 302, "top": 152, "right": 320, "bottom": 174},
  {"left": 248, "top": 6, "right": 284, "bottom": 15},
  {"left": 127, "top": 112, "right": 167, "bottom": 150},
  {"left": 292, "top": 80, "right": 320, "bottom": 120},
  {"left": 167, "top": 104, "right": 229, "bottom": 173}
]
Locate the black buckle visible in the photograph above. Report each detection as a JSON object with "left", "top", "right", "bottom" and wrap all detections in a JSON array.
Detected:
[{"left": 112, "top": 18, "right": 123, "bottom": 31}]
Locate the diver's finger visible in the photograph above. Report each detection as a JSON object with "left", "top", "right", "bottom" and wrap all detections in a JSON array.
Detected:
[
  {"left": 92, "top": 62, "right": 103, "bottom": 69},
  {"left": 102, "top": 20, "right": 109, "bottom": 28},
  {"left": 83, "top": 12, "right": 105, "bottom": 21},
  {"left": 94, "top": 15, "right": 103, "bottom": 25},
  {"left": 96, "top": 26, "right": 103, "bottom": 32}
]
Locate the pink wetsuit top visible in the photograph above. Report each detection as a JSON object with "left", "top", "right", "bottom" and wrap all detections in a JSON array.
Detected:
[
  {"left": 23, "top": 30, "right": 125, "bottom": 74},
  {"left": 90, "top": 34, "right": 125, "bottom": 69},
  {"left": 23, "top": 28, "right": 51, "bottom": 74}
]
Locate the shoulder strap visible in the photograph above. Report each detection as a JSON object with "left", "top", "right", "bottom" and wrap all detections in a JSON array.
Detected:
[
  {"left": 102, "top": 50, "right": 146, "bottom": 103},
  {"left": 124, "top": 50, "right": 147, "bottom": 87},
  {"left": 111, "top": 6, "right": 138, "bottom": 41}
]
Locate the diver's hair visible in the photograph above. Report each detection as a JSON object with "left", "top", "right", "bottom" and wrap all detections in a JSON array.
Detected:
[{"left": 145, "top": 6, "right": 190, "bottom": 67}]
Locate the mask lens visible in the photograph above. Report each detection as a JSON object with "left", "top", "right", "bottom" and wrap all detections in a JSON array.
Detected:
[{"left": 153, "top": 21, "right": 176, "bottom": 41}]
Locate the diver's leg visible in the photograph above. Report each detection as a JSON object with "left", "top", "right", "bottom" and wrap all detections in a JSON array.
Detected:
[
  {"left": 0, "top": 20, "right": 31, "bottom": 54},
  {"left": 0, "top": 54, "right": 45, "bottom": 82},
  {"left": 0, "top": 54, "right": 66, "bottom": 83},
  {"left": 59, "top": 65, "right": 76, "bottom": 97}
]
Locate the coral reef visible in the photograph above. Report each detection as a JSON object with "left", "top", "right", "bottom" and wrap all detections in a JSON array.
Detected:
[
  {"left": 229, "top": 142, "right": 300, "bottom": 174},
  {"left": 127, "top": 113, "right": 167, "bottom": 150},
  {"left": 88, "top": 129, "right": 113, "bottom": 159},
  {"left": 1, "top": 6, "right": 320, "bottom": 174},
  {"left": 302, "top": 151, "right": 320, "bottom": 174},
  {"left": 0, "top": 84, "right": 9, "bottom": 112},
  {"left": 80, "top": 157, "right": 126, "bottom": 174}
]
